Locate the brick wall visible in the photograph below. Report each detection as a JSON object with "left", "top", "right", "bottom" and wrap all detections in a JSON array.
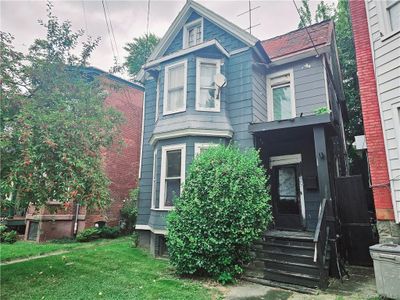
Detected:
[
  {"left": 349, "top": 0, "right": 394, "bottom": 221},
  {"left": 85, "top": 77, "right": 143, "bottom": 228},
  {"left": 24, "top": 75, "right": 144, "bottom": 241}
]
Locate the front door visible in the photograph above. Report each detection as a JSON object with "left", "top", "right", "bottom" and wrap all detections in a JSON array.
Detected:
[{"left": 272, "top": 164, "right": 303, "bottom": 230}]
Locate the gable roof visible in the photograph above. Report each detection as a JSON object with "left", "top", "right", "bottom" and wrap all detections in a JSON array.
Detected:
[
  {"left": 261, "top": 20, "right": 334, "bottom": 60},
  {"left": 147, "top": 0, "right": 260, "bottom": 63}
]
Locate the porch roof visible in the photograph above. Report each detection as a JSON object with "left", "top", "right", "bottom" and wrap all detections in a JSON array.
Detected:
[{"left": 248, "top": 113, "right": 332, "bottom": 134}]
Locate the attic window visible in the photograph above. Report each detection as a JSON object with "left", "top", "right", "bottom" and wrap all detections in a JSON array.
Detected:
[{"left": 183, "top": 19, "right": 203, "bottom": 48}]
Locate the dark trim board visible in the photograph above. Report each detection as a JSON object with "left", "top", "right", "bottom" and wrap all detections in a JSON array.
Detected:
[{"left": 249, "top": 114, "right": 332, "bottom": 134}]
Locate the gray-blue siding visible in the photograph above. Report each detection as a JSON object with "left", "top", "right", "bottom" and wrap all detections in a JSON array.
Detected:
[
  {"left": 147, "top": 136, "right": 229, "bottom": 229},
  {"left": 266, "top": 56, "right": 329, "bottom": 119},
  {"left": 164, "top": 11, "right": 247, "bottom": 56}
]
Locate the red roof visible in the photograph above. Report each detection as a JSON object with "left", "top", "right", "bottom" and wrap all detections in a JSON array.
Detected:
[{"left": 262, "top": 20, "right": 334, "bottom": 60}]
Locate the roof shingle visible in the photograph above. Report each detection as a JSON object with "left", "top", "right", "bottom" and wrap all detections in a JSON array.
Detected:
[{"left": 261, "top": 20, "right": 333, "bottom": 60}]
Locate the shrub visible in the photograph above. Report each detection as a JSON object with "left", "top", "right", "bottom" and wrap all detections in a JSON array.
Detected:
[
  {"left": 0, "top": 225, "right": 17, "bottom": 244},
  {"left": 167, "top": 145, "right": 272, "bottom": 283},
  {"left": 76, "top": 226, "right": 120, "bottom": 242},
  {"left": 120, "top": 188, "right": 138, "bottom": 233},
  {"left": 99, "top": 226, "right": 120, "bottom": 239},
  {"left": 76, "top": 228, "right": 101, "bottom": 242}
]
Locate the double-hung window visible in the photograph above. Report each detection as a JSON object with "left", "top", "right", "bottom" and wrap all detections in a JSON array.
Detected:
[
  {"left": 183, "top": 19, "right": 203, "bottom": 48},
  {"left": 196, "top": 58, "right": 221, "bottom": 112},
  {"left": 387, "top": 0, "right": 400, "bottom": 32},
  {"left": 164, "top": 60, "right": 187, "bottom": 115},
  {"left": 159, "top": 144, "right": 186, "bottom": 209},
  {"left": 267, "top": 70, "right": 295, "bottom": 121}
]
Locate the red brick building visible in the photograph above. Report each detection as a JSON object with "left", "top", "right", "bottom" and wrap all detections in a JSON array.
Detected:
[
  {"left": 349, "top": 0, "right": 400, "bottom": 243},
  {"left": 24, "top": 68, "right": 144, "bottom": 241}
]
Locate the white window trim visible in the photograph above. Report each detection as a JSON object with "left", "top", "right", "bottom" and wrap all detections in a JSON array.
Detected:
[
  {"left": 195, "top": 58, "right": 221, "bottom": 112},
  {"left": 269, "top": 153, "right": 305, "bottom": 225},
  {"left": 163, "top": 60, "right": 187, "bottom": 116},
  {"left": 267, "top": 68, "right": 296, "bottom": 121},
  {"left": 159, "top": 144, "right": 186, "bottom": 210},
  {"left": 183, "top": 18, "right": 204, "bottom": 49},
  {"left": 151, "top": 149, "right": 158, "bottom": 209},
  {"left": 377, "top": 0, "right": 400, "bottom": 41},
  {"left": 194, "top": 143, "right": 218, "bottom": 156},
  {"left": 155, "top": 77, "right": 160, "bottom": 121},
  {"left": 270, "top": 154, "right": 302, "bottom": 167},
  {"left": 138, "top": 91, "right": 145, "bottom": 179}
]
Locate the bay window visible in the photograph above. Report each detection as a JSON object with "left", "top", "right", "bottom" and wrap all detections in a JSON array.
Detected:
[
  {"left": 196, "top": 58, "right": 221, "bottom": 112},
  {"left": 164, "top": 60, "right": 187, "bottom": 115},
  {"left": 159, "top": 144, "right": 186, "bottom": 209},
  {"left": 267, "top": 69, "right": 295, "bottom": 121}
]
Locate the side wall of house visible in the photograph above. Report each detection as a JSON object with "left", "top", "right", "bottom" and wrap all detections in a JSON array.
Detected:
[
  {"left": 350, "top": 0, "right": 400, "bottom": 243},
  {"left": 267, "top": 56, "right": 328, "bottom": 118},
  {"left": 366, "top": 0, "right": 400, "bottom": 224}
]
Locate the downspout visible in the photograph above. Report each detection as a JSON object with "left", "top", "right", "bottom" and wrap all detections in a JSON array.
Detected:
[{"left": 73, "top": 203, "right": 80, "bottom": 235}]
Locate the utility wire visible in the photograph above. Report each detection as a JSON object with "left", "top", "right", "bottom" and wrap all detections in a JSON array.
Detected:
[
  {"left": 292, "top": 0, "right": 320, "bottom": 57},
  {"left": 146, "top": 0, "right": 151, "bottom": 36},
  {"left": 104, "top": 0, "right": 120, "bottom": 60},
  {"left": 81, "top": 0, "right": 88, "bottom": 34},
  {"left": 101, "top": 0, "right": 117, "bottom": 63}
]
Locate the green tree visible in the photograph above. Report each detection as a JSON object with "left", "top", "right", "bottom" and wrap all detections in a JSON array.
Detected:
[
  {"left": 298, "top": 0, "right": 313, "bottom": 28},
  {"left": 296, "top": 0, "right": 363, "bottom": 170},
  {"left": 315, "top": 1, "right": 336, "bottom": 23},
  {"left": 124, "top": 33, "right": 160, "bottom": 78},
  {"left": 0, "top": 3, "right": 123, "bottom": 211},
  {"left": 167, "top": 145, "right": 272, "bottom": 284}
]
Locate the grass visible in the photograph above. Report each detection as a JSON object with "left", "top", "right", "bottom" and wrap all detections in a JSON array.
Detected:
[
  {"left": 1, "top": 238, "right": 216, "bottom": 300},
  {"left": 0, "top": 238, "right": 112, "bottom": 262}
]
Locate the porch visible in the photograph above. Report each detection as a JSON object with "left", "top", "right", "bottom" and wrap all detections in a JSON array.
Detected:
[{"left": 247, "top": 114, "right": 341, "bottom": 288}]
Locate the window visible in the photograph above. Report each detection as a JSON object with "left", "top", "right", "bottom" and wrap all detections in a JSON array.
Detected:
[
  {"left": 387, "top": 0, "right": 400, "bottom": 32},
  {"left": 196, "top": 58, "right": 221, "bottom": 112},
  {"left": 159, "top": 144, "right": 186, "bottom": 209},
  {"left": 267, "top": 69, "right": 295, "bottom": 121},
  {"left": 151, "top": 149, "right": 158, "bottom": 209},
  {"left": 163, "top": 60, "right": 187, "bottom": 115},
  {"left": 194, "top": 143, "right": 218, "bottom": 155},
  {"left": 183, "top": 19, "right": 203, "bottom": 48}
]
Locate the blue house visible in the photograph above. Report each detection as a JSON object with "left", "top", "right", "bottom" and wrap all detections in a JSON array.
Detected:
[{"left": 136, "top": 1, "right": 348, "bottom": 288}]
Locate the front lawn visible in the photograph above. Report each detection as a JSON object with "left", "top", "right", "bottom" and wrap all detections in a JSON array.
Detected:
[
  {"left": 1, "top": 240, "right": 80, "bottom": 262},
  {"left": 1, "top": 238, "right": 216, "bottom": 299}
]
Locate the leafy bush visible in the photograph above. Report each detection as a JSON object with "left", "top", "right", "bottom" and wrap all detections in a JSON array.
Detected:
[
  {"left": 76, "top": 226, "right": 120, "bottom": 242},
  {"left": 167, "top": 145, "right": 272, "bottom": 283},
  {"left": 0, "top": 225, "right": 17, "bottom": 244},
  {"left": 76, "top": 228, "right": 100, "bottom": 242},
  {"left": 120, "top": 188, "right": 138, "bottom": 233},
  {"left": 99, "top": 226, "right": 120, "bottom": 239}
]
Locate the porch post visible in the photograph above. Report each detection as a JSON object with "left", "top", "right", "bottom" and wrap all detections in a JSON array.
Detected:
[{"left": 313, "top": 126, "right": 331, "bottom": 201}]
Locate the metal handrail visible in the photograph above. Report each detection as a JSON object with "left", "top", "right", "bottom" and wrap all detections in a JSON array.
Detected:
[{"left": 313, "top": 198, "right": 328, "bottom": 263}]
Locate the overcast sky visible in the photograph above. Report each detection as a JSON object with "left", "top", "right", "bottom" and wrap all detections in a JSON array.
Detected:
[{"left": 1, "top": 0, "right": 336, "bottom": 78}]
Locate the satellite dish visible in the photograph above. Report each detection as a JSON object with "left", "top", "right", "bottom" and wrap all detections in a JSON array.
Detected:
[{"left": 214, "top": 73, "right": 227, "bottom": 88}]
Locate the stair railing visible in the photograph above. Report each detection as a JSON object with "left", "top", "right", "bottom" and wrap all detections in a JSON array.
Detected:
[{"left": 313, "top": 198, "right": 330, "bottom": 273}]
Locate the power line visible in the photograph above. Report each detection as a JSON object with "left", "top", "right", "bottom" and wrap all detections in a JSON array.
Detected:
[
  {"left": 101, "top": 0, "right": 117, "bottom": 63},
  {"left": 81, "top": 0, "right": 88, "bottom": 34},
  {"left": 146, "top": 0, "right": 151, "bottom": 36},
  {"left": 104, "top": 0, "right": 120, "bottom": 60},
  {"left": 292, "top": 0, "right": 320, "bottom": 57}
]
